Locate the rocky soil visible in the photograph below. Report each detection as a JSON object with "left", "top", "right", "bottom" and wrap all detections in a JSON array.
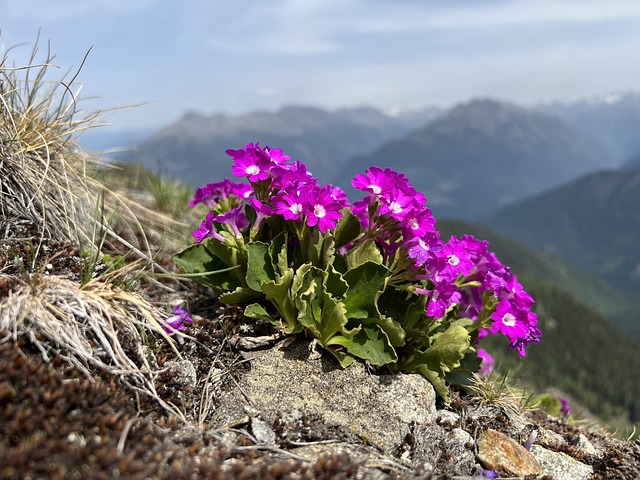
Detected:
[
  {"left": 0, "top": 205, "right": 638, "bottom": 479},
  {"left": 1, "top": 298, "right": 639, "bottom": 479}
]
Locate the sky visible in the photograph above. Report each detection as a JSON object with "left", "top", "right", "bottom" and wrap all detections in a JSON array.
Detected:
[{"left": 2, "top": 0, "right": 640, "bottom": 132}]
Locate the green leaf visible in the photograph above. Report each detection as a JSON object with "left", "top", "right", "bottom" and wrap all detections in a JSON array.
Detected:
[
  {"left": 219, "top": 286, "right": 263, "bottom": 304},
  {"left": 334, "top": 208, "right": 363, "bottom": 249},
  {"left": 262, "top": 268, "right": 300, "bottom": 333},
  {"left": 329, "top": 324, "right": 397, "bottom": 366},
  {"left": 326, "top": 348, "right": 356, "bottom": 368},
  {"left": 344, "top": 238, "right": 383, "bottom": 270},
  {"left": 325, "top": 264, "right": 349, "bottom": 299},
  {"left": 304, "top": 227, "right": 324, "bottom": 267},
  {"left": 342, "top": 261, "right": 390, "bottom": 319},
  {"left": 203, "top": 237, "right": 244, "bottom": 273},
  {"left": 322, "top": 233, "right": 336, "bottom": 270},
  {"left": 294, "top": 265, "right": 325, "bottom": 338},
  {"left": 268, "top": 231, "right": 289, "bottom": 280},
  {"left": 378, "top": 288, "right": 428, "bottom": 333},
  {"left": 319, "top": 291, "right": 361, "bottom": 341},
  {"left": 244, "top": 303, "right": 277, "bottom": 323},
  {"left": 445, "top": 351, "right": 482, "bottom": 390},
  {"left": 291, "top": 263, "right": 314, "bottom": 299},
  {"left": 372, "top": 314, "right": 406, "bottom": 347},
  {"left": 415, "top": 365, "right": 450, "bottom": 402},
  {"left": 246, "top": 241, "right": 275, "bottom": 291},
  {"left": 410, "top": 324, "right": 471, "bottom": 376},
  {"left": 174, "top": 243, "right": 242, "bottom": 291}
]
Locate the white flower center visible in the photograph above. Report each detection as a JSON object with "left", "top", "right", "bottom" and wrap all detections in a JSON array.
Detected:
[
  {"left": 409, "top": 218, "right": 419, "bottom": 230},
  {"left": 314, "top": 204, "right": 326, "bottom": 218},
  {"left": 448, "top": 255, "right": 460, "bottom": 266},
  {"left": 246, "top": 165, "right": 260, "bottom": 175},
  {"left": 431, "top": 290, "right": 440, "bottom": 302},
  {"left": 388, "top": 201, "right": 402, "bottom": 214},
  {"left": 368, "top": 184, "right": 382, "bottom": 195},
  {"left": 290, "top": 203, "right": 303, "bottom": 215},
  {"left": 502, "top": 313, "right": 516, "bottom": 327}
]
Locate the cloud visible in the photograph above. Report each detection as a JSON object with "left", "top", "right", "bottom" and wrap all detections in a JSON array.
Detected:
[
  {"left": 4, "top": 0, "right": 640, "bottom": 129},
  {"left": 1, "top": 0, "right": 155, "bottom": 22}
]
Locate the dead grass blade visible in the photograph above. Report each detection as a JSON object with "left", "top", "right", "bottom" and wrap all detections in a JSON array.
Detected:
[{"left": 0, "top": 274, "right": 183, "bottom": 418}]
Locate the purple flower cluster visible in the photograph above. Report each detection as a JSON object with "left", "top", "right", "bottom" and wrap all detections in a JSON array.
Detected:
[
  {"left": 559, "top": 397, "right": 571, "bottom": 418},
  {"left": 477, "top": 348, "right": 495, "bottom": 375},
  {"left": 162, "top": 305, "right": 193, "bottom": 335},
  {"left": 192, "top": 142, "right": 349, "bottom": 239},
  {"left": 189, "top": 178, "right": 252, "bottom": 208},
  {"left": 350, "top": 166, "right": 540, "bottom": 357},
  {"left": 190, "top": 144, "right": 540, "bottom": 358}
]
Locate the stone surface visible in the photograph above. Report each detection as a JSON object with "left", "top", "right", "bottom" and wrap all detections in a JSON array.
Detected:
[
  {"left": 537, "top": 426, "right": 566, "bottom": 448},
  {"left": 477, "top": 428, "right": 542, "bottom": 476},
  {"left": 451, "top": 428, "right": 473, "bottom": 445},
  {"left": 531, "top": 444, "right": 594, "bottom": 480},
  {"left": 436, "top": 409, "right": 460, "bottom": 426},
  {"left": 213, "top": 337, "right": 437, "bottom": 454},
  {"left": 412, "top": 424, "right": 480, "bottom": 476},
  {"left": 289, "top": 442, "right": 405, "bottom": 480},
  {"left": 572, "top": 433, "right": 599, "bottom": 456}
]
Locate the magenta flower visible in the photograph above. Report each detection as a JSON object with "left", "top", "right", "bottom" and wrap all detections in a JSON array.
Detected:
[
  {"left": 329, "top": 185, "right": 350, "bottom": 209},
  {"left": 192, "top": 211, "right": 226, "bottom": 244},
  {"left": 379, "top": 188, "right": 418, "bottom": 221},
  {"left": 273, "top": 185, "right": 309, "bottom": 221},
  {"left": 270, "top": 165, "right": 315, "bottom": 198},
  {"left": 403, "top": 206, "right": 436, "bottom": 239},
  {"left": 442, "top": 236, "right": 475, "bottom": 278},
  {"left": 304, "top": 185, "right": 343, "bottom": 233},
  {"left": 558, "top": 397, "right": 572, "bottom": 418},
  {"left": 350, "top": 198, "right": 371, "bottom": 229},
  {"left": 481, "top": 469, "right": 498, "bottom": 479},
  {"left": 477, "top": 348, "right": 494, "bottom": 375},
  {"left": 490, "top": 299, "right": 530, "bottom": 344},
  {"left": 406, "top": 232, "right": 441, "bottom": 265},
  {"left": 263, "top": 146, "right": 290, "bottom": 165},
  {"left": 162, "top": 305, "right": 193, "bottom": 334},
  {"left": 351, "top": 166, "right": 398, "bottom": 196},
  {"left": 212, "top": 205, "right": 247, "bottom": 237},
  {"left": 424, "top": 280, "right": 461, "bottom": 318},
  {"left": 228, "top": 143, "right": 271, "bottom": 182},
  {"left": 189, "top": 178, "right": 252, "bottom": 208}
]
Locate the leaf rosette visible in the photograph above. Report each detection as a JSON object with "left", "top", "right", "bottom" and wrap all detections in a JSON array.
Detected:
[{"left": 175, "top": 143, "right": 541, "bottom": 400}]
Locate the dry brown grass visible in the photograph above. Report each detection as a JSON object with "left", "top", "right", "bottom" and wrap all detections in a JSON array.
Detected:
[{"left": 0, "top": 37, "right": 187, "bottom": 419}]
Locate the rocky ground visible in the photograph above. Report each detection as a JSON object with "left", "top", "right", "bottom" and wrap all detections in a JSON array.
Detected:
[
  {"left": 1, "top": 204, "right": 639, "bottom": 480},
  {"left": 1, "top": 284, "right": 639, "bottom": 479}
]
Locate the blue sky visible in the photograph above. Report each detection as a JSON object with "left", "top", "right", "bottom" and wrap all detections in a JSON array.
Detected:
[{"left": 2, "top": 0, "right": 640, "bottom": 131}]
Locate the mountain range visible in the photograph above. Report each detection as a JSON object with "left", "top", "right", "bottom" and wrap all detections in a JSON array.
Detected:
[
  {"left": 115, "top": 106, "right": 441, "bottom": 187},
  {"left": 481, "top": 165, "right": 640, "bottom": 311},
  {"left": 335, "top": 99, "right": 611, "bottom": 218},
  {"left": 538, "top": 92, "right": 640, "bottom": 166}
]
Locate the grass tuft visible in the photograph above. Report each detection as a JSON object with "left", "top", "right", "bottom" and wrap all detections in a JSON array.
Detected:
[{"left": 0, "top": 36, "right": 190, "bottom": 419}]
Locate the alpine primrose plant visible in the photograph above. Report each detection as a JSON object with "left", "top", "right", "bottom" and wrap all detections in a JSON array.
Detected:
[{"left": 175, "top": 142, "right": 541, "bottom": 400}]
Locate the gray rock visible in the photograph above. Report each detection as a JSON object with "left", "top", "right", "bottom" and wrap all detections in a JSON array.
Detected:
[
  {"left": 213, "top": 337, "right": 437, "bottom": 455},
  {"left": 250, "top": 416, "right": 277, "bottom": 445},
  {"left": 572, "top": 433, "right": 600, "bottom": 457},
  {"left": 162, "top": 359, "right": 197, "bottom": 388},
  {"left": 436, "top": 409, "right": 460, "bottom": 426},
  {"left": 530, "top": 444, "right": 593, "bottom": 480},
  {"left": 451, "top": 428, "right": 473, "bottom": 445},
  {"left": 537, "top": 427, "right": 566, "bottom": 448},
  {"left": 413, "top": 424, "right": 480, "bottom": 476},
  {"left": 290, "top": 442, "right": 407, "bottom": 480}
]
